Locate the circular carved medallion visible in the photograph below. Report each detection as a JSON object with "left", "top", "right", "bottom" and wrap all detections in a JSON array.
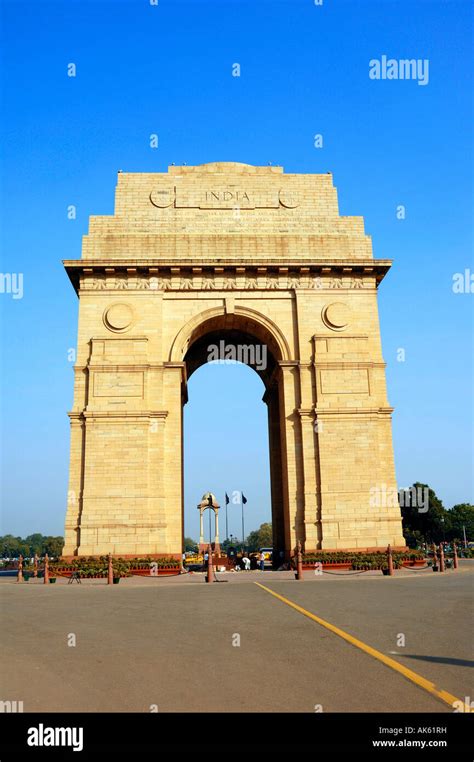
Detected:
[
  {"left": 278, "top": 189, "right": 299, "bottom": 208},
  {"left": 322, "top": 302, "right": 350, "bottom": 330},
  {"left": 103, "top": 303, "right": 134, "bottom": 332},
  {"left": 150, "top": 187, "right": 175, "bottom": 208}
]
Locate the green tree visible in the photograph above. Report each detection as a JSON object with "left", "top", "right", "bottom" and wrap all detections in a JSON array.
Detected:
[
  {"left": 0, "top": 535, "right": 31, "bottom": 558},
  {"left": 245, "top": 522, "right": 272, "bottom": 551},
  {"left": 183, "top": 536, "right": 198, "bottom": 552},
  {"left": 0, "top": 535, "right": 21, "bottom": 558},
  {"left": 41, "top": 536, "right": 65, "bottom": 558},
  {"left": 402, "top": 528, "right": 424, "bottom": 549},
  {"left": 446, "top": 504, "right": 474, "bottom": 544},
  {"left": 25, "top": 534, "right": 45, "bottom": 555},
  {"left": 400, "top": 483, "right": 448, "bottom": 545},
  {"left": 220, "top": 536, "right": 242, "bottom": 552}
]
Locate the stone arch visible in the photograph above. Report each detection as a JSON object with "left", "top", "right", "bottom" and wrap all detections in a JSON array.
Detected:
[
  {"left": 168, "top": 305, "right": 292, "bottom": 366},
  {"left": 170, "top": 303, "right": 291, "bottom": 561}
]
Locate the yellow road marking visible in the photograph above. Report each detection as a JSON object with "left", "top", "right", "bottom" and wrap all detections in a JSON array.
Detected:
[{"left": 254, "top": 582, "right": 472, "bottom": 712}]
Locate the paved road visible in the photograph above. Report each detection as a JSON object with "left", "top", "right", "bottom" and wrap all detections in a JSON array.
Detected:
[{"left": 1, "top": 564, "right": 472, "bottom": 712}]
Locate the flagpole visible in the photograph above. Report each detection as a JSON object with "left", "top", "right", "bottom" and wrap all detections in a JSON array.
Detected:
[{"left": 225, "top": 494, "right": 228, "bottom": 541}]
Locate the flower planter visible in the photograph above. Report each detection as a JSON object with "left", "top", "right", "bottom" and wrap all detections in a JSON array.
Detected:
[
  {"left": 382, "top": 568, "right": 390, "bottom": 576},
  {"left": 401, "top": 559, "right": 426, "bottom": 568},
  {"left": 432, "top": 566, "right": 439, "bottom": 572},
  {"left": 79, "top": 574, "right": 106, "bottom": 579},
  {"left": 129, "top": 566, "right": 180, "bottom": 576},
  {"left": 158, "top": 567, "right": 180, "bottom": 576},
  {"left": 302, "top": 561, "right": 352, "bottom": 571},
  {"left": 113, "top": 577, "right": 120, "bottom": 584},
  {"left": 323, "top": 562, "right": 352, "bottom": 570},
  {"left": 53, "top": 568, "right": 83, "bottom": 578},
  {"left": 49, "top": 578, "right": 57, "bottom": 584}
]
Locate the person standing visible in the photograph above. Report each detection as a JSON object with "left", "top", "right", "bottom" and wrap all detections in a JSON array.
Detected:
[{"left": 259, "top": 551, "right": 265, "bottom": 571}]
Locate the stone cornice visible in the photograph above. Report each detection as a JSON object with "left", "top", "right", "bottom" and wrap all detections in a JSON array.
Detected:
[
  {"left": 313, "top": 361, "right": 387, "bottom": 369},
  {"left": 63, "top": 259, "right": 391, "bottom": 294},
  {"left": 69, "top": 410, "right": 169, "bottom": 420},
  {"left": 314, "top": 406, "right": 394, "bottom": 416}
]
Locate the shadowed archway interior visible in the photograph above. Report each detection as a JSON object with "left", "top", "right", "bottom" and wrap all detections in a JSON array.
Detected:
[{"left": 182, "top": 313, "right": 288, "bottom": 558}]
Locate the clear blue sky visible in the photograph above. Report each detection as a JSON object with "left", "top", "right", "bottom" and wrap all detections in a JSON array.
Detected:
[{"left": 0, "top": 0, "right": 472, "bottom": 542}]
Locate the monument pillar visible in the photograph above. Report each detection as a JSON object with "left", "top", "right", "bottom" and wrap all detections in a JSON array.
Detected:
[
  {"left": 278, "top": 362, "right": 305, "bottom": 550},
  {"left": 199, "top": 509, "right": 204, "bottom": 547}
]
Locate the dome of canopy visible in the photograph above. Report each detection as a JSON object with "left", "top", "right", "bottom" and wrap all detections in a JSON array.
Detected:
[{"left": 198, "top": 492, "right": 220, "bottom": 508}]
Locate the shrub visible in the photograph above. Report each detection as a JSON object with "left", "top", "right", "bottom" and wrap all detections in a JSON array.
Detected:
[
  {"left": 50, "top": 555, "right": 180, "bottom": 577},
  {"left": 301, "top": 549, "right": 424, "bottom": 570}
]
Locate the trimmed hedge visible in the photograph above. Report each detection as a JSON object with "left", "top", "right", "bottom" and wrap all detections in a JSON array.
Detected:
[
  {"left": 301, "top": 550, "right": 425, "bottom": 571},
  {"left": 50, "top": 555, "right": 180, "bottom": 577}
]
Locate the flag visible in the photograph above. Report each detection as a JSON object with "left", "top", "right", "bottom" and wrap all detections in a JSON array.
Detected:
[
  {"left": 225, "top": 493, "right": 229, "bottom": 505},
  {"left": 242, "top": 493, "right": 247, "bottom": 504}
]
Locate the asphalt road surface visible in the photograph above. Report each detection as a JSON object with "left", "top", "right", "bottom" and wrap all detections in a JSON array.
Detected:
[{"left": 1, "top": 564, "right": 472, "bottom": 713}]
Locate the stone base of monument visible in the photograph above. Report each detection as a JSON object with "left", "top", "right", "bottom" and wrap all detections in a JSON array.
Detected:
[{"left": 198, "top": 543, "right": 221, "bottom": 556}]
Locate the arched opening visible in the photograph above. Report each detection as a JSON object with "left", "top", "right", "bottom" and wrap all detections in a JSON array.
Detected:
[{"left": 179, "top": 311, "right": 290, "bottom": 564}]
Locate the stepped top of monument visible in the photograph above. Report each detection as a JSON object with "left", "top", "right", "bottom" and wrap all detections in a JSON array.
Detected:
[
  {"left": 72, "top": 163, "right": 381, "bottom": 266},
  {"left": 166, "top": 161, "right": 284, "bottom": 174},
  {"left": 111, "top": 161, "right": 343, "bottom": 221}
]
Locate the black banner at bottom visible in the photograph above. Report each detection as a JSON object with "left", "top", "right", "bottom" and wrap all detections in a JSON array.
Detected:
[{"left": 0, "top": 712, "right": 472, "bottom": 758}]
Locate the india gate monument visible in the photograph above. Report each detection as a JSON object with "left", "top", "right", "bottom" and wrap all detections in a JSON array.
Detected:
[{"left": 63, "top": 162, "right": 405, "bottom": 558}]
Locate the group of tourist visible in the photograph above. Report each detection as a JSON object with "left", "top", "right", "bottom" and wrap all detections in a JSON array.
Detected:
[
  {"left": 199, "top": 549, "right": 267, "bottom": 571},
  {"left": 234, "top": 551, "right": 266, "bottom": 571},
  {"left": 183, "top": 548, "right": 295, "bottom": 573}
]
